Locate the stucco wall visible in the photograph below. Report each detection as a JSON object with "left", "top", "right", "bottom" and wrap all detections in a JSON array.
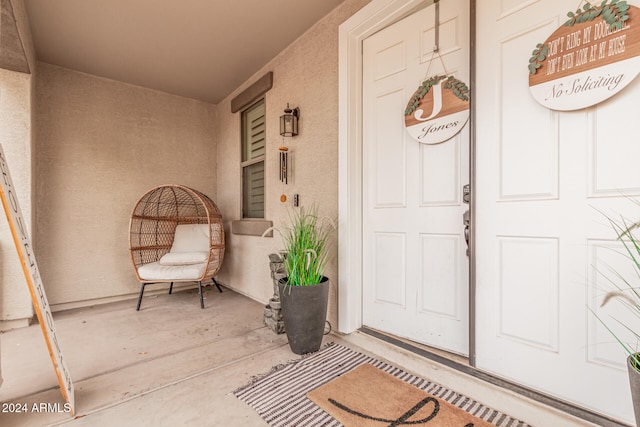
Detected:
[
  {"left": 216, "top": 0, "right": 371, "bottom": 327},
  {"left": 34, "top": 63, "right": 217, "bottom": 310},
  {"left": 0, "top": 68, "right": 33, "bottom": 328},
  {"left": 0, "top": 0, "right": 37, "bottom": 330},
  {"left": 9, "top": 0, "right": 36, "bottom": 69}
]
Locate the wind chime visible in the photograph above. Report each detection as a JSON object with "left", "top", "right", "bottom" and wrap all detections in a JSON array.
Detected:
[
  {"left": 279, "top": 146, "right": 289, "bottom": 201},
  {"left": 278, "top": 103, "right": 299, "bottom": 203}
]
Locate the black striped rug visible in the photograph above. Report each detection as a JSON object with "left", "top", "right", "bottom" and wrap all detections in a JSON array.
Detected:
[{"left": 233, "top": 342, "right": 533, "bottom": 427}]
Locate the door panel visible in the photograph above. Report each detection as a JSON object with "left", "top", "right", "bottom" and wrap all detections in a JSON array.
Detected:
[
  {"left": 362, "top": 0, "right": 470, "bottom": 355},
  {"left": 373, "top": 232, "right": 406, "bottom": 307},
  {"left": 419, "top": 233, "right": 462, "bottom": 318},
  {"left": 373, "top": 89, "right": 407, "bottom": 208},
  {"left": 476, "top": 0, "right": 640, "bottom": 422},
  {"left": 421, "top": 141, "right": 461, "bottom": 205}
]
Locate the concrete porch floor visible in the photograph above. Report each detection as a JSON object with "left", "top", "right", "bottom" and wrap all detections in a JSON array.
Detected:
[{"left": 0, "top": 285, "right": 600, "bottom": 426}]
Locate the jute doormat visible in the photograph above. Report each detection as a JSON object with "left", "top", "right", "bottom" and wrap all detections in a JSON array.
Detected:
[
  {"left": 308, "top": 363, "right": 494, "bottom": 426},
  {"left": 233, "top": 343, "right": 532, "bottom": 427}
]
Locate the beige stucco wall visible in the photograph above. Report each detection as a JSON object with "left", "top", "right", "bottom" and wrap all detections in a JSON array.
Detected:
[
  {"left": 216, "top": 0, "right": 371, "bottom": 327},
  {"left": 34, "top": 63, "right": 217, "bottom": 310},
  {"left": 9, "top": 0, "right": 36, "bottom": 69},
  {"left": 1, "top": 0, "right": 370, "bottom": 326},
  {"left": 0, "top": 68, "right": 33, "bottom": 328},
  {"left": 0, "top": 0, "right": 37, "bottom": 330}
]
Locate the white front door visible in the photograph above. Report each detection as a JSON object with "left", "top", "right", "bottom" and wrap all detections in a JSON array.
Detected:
[
  {"left": 362, "top": 0, "right": 470, "bottom": 355},
  {"left": 475, "top": 0, "right": 640, "bottom": 422}
]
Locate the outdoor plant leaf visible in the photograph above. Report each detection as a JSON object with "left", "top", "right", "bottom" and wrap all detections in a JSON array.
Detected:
[
  {"left": 264, "top": 204, "right": 336, "bottom": 287},
  {"left": 593, "top": 208, "right": 640, "bottom": 373}
]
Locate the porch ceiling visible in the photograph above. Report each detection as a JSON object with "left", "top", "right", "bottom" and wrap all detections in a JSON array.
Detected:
[{"left": 23, "top": 0, "right": 345, "bottom": 104}]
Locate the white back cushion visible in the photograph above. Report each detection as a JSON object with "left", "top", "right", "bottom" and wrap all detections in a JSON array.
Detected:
[{"left": 171, "top": 224, "right": 210, "bottom": 253}]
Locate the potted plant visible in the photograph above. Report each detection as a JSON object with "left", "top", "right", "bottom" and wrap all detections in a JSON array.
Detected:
[
  {"left": 268, "top": 205, "right": 335, "bottom": 354},
  {"left": 593, "top": 212, "right": 640, "bottom": 426}
]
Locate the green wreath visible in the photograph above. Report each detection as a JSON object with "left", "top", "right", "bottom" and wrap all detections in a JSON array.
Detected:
[
  {"left": 529, "top": 0, "right": 630, "bottom": 75},
  {"left": 565, "top": 0, "right": 629, "bottom": 29},
  {"left": 405, "top": 75, "right": 470, "bottom": 117}
]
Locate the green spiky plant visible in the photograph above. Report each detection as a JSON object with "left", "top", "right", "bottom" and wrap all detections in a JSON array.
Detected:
[
  {"left": 269, "top": 205, "right": 335, "bottom": 286},
  {"left": 592, "top": 211, "right": 640, "bottom": 373}
]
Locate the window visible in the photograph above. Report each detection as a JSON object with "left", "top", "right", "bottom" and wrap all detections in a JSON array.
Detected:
[{"left": 241, "top": 99, "right": 265, "bottom": 218}]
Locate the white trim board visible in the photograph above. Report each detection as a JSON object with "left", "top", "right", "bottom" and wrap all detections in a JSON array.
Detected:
[{"left": 337, "top": 0, "right": 434, "bottom": 333}]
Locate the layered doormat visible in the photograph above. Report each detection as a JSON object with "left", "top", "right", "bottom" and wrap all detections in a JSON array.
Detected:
[{"left": 233, "top": 343, "right": 532, "bottom": 427}]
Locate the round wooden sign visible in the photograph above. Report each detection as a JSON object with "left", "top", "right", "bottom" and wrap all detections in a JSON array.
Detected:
[
  {"left": 404, "top": 75, "right": 470, "bottom": 145},
  {"left": 529, "top": 1, "right": 640, "bottom": 110}
]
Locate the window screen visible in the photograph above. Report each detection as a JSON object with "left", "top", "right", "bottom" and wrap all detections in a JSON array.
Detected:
[{"left": 241, "top": 99, "right": 265, "bottom": 218}]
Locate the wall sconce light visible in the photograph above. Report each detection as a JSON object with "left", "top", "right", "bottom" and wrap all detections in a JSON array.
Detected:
[{"left": 279, "top": 103, "right": 300, "bottom": 137}]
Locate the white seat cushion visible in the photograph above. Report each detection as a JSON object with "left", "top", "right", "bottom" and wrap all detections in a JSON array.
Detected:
[
  {"left": 159, "top": 251, "right": 208, "bottom": 266},
  {"left": 138, "top": 261, "right": 207, "bottom": 281},
  {"left": 137, "top": 224, "right": 211, "bottom": 281}
]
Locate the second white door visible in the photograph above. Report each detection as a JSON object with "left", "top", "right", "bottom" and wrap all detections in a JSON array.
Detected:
[{"left": 362, "top": 0, "right": 470, "bottom": 355}]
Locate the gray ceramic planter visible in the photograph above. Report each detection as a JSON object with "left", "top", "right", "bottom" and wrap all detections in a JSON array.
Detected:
[
  {"left": 629, "top": 355, "right": 640, "bottom": 427},
  {"left": 278, "top": 276, "right": 329, "bottom": 355}
]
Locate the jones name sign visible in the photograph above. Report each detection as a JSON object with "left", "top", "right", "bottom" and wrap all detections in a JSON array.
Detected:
[{"left": 404, "top": 74, "right": 470, "bottom": 145}]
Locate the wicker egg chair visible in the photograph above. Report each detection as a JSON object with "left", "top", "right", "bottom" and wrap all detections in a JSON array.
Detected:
[{"left": 129, "top": 185, "right": 225, "bottom": 310}]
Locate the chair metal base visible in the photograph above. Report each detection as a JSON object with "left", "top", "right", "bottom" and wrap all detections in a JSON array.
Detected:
[{"left": 136, "top": 278, "right": 223, "bottom": 311}]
